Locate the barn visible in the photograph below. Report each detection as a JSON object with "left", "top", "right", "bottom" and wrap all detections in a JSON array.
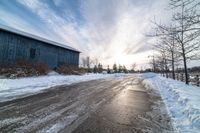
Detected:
[{"left": 0, "top": 25, "right": 80, "bottom": 69}]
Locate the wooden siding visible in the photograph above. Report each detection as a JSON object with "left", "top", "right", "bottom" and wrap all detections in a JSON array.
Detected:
[{"left": 0, "top": 30, "right": 79, "bottom": 68}]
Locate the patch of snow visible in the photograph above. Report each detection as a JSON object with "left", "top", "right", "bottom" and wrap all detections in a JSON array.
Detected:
[
  {"left": 0, "top": 117, "right": 26, "bottom": 128},
  {"left": 44, "top": 114, "right": 78, "bottom": 133},
  {"left": 0, "top": 73, "right": 126, "bottom": 102},
  {"left": 138, "top": 73, "right": 200, "bottom": 133},
  {"left": 47, "top": 71, "right": 59, "bottom": 76}
]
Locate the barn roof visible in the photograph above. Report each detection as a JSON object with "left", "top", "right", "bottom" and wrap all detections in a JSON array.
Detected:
[{"left": 0, "top": 24, "right": 80, "bottom": 53}]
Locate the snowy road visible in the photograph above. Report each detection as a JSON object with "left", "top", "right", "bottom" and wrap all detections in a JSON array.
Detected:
[{"left": 0, "top": 75, "right": 174, "bottom": 133}]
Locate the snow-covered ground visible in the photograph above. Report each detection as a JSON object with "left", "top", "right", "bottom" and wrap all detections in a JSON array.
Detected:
[
  {"left": 1, "top": 72, "right": 199, "bottom": 132},
  {"left": 0, "top": 72, "right": 125, "bottom": 102},
  {"left": 138, "top": 73, "right": 200, "bottom": 133}
]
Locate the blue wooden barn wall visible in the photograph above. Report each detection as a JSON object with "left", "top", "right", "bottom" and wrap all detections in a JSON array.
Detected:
[{"left": 0, "top": 30, "right": 79, "bottom": 68}]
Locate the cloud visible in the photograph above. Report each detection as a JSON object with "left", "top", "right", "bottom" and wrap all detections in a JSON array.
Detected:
[
  {"left": 16, "top": 0, "right": 84, "bottom": 49},
  {"left": 52, "top": 0, "right": 63, "bottom": 6},
  {"left": 77, "top": 0, "right": 170, "bottom": 66},
  {"left": 0, "top": 7, "right": 43, "bottom": 37},
  {"left": 9, "top": 0, "right": 170, "bottom": 67}
]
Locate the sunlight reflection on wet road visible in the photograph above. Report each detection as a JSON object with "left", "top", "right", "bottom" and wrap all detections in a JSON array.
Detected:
[{"left": 72, "top": 77, "right": 174, "bottom": 133}]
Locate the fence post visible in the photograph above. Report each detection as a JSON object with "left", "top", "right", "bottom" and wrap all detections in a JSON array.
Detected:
[
  {"left": 181, "top": 73, "right": 184, "bottom": 81},
  {"left": 188, "top": 74, "right": 190, "bottom": 84},
  {"left": 195, "top": 75, "right": 199, "bottom": 87},
  {"left": 176, "top": 73, "right": 179, "bottom": 80}
]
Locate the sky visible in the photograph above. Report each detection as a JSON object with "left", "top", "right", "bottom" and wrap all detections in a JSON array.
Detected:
[{"left": 0, "top": 0, "right": 199, "bottom": 69}]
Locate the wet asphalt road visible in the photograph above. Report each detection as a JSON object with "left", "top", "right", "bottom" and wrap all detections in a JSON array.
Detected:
[{"left": 0, "top": 75, "right": 174, "bottom": 133}]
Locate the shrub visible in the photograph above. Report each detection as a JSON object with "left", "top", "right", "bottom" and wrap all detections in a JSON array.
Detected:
[
  {"left": 16, "top": 59, "right": 32, "bottom": 68},
  {"left": 57, "top": 64, "right": 86, "bottom": 75},
  {"left": 34, "top": 63, "right": 50, "bottom": 75},
  {"left": 0, "top": 59, "right": 50, "bottom": 78}
]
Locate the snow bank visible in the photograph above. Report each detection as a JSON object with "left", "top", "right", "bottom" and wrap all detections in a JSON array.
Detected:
[
  {"left": 0, "top": 72, "right": 125, "bottom": 102},
  {"left": 138, "top": 73, "right": 200, "bottom": 133}
]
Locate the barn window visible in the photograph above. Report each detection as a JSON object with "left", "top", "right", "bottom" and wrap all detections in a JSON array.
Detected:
[{"left": 30, "top": 48, "right": 36, "bottom": 59}]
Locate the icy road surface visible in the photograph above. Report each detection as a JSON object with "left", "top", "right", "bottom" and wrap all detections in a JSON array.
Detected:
[{"left": 0, "top": 75, "right": 174, "bottom": 133}]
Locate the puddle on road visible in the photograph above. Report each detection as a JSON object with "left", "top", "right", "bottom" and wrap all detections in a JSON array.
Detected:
[
  {"left": 126, "top": 85, "right": 146, "bottom": 92},
  {"left": 131, "top": 79, "right": 140, "bottom": 85},
  {"left": 113, "top": 85, "right": 151, "bottom": 111}
]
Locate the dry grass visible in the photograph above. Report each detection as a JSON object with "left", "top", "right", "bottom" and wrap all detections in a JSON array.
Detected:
[
  {"left": 57, "top": 64, "right": 87, "bottom": 75},
  {"left": 0, "top": 60, "right": 86, "bottom": 78},
  {"left": 16, "top": 59, "right": 32, "bottom": 68},
  {"left": 0, "top": 60, "right": 50, "bottom": 78},
  {"left": 34, "top": 63, "right": 50, "bottom": 75}
]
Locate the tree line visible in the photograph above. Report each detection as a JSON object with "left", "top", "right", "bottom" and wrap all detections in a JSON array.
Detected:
[
  {"left": 81, "top": 56, "right": 137, "bottom": 73},
  {"left": 148, "top": 0, "right": 200, "bottom": 84}
]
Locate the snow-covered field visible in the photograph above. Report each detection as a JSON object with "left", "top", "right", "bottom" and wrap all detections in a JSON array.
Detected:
[
  {"left": 0, "top": 72, "right": 125, "bottom": 102},
  {"left": 138, "top": 73, "right": 200, "bottom": 133}
]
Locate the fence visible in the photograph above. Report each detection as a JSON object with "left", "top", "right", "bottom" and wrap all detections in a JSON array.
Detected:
[{"left": 163, "top": 72, "right": 200, "bottom": 87}]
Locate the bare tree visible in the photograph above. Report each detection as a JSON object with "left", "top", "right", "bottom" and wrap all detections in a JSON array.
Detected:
[
  {"left": 81, "top": 56, "right": 93, "bottom": 72},
  {"left": 113, "top": 63, "right": 117, "bottom": 73},
  {"left": 155, "top": 48, "right": 171, "bottom": 78},
  {"left": 148, "top": 55, "right": 156, "bottom": 72},
  {"left": 154, "top": 27, "right": 181, "bottom": 79},
  {"left": 86, "top": 56, "right": 90, "bottom": 69},
  {"left": 147, "top": 22, "right": 176, "bottom": 75},
  {"left": 170, "top": 0, "right": 200, "bottom": 84},
  {"left": 131, "top": 63, "right": 137, "bottom": 72},
  {"left": 94, "top": 58, "right": 99, "bottom": 66},
  {"left": 81, "top": 58, "right": 87, "bottom": 68},
  {"left": 148, "top": 0, "right": 200, "bottom": 84}
]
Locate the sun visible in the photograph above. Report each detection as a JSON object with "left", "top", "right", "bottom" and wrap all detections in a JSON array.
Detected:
[{"left": 114, "top": 53, "right": 129, "bottom": 65}]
